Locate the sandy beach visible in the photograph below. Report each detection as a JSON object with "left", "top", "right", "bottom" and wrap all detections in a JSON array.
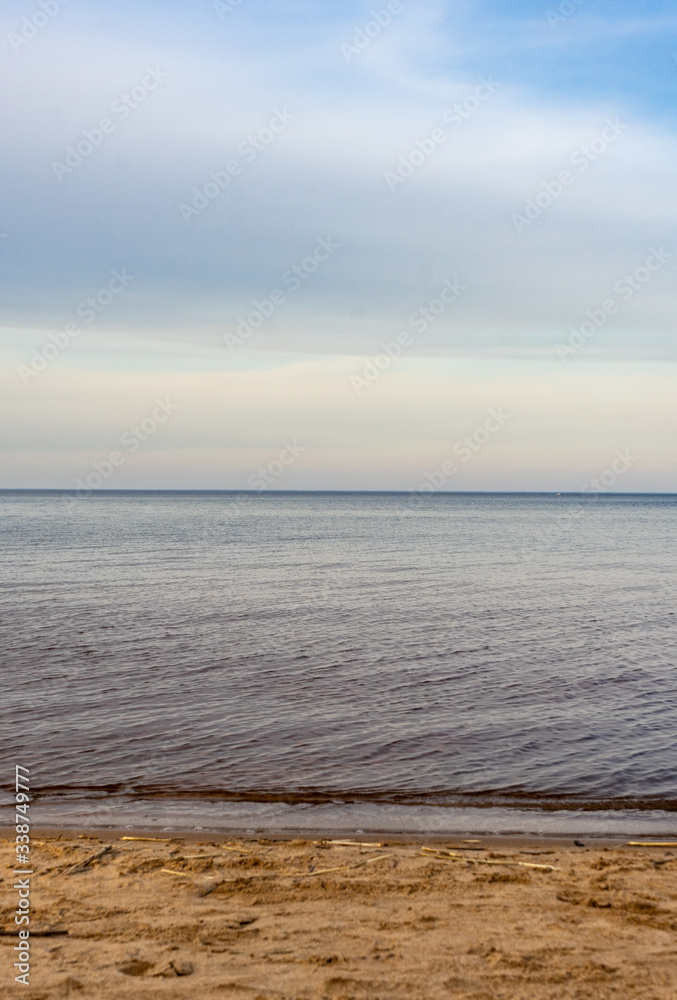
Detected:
[{"left": 2, "top": 829, "right": 676, "bottom": 999}]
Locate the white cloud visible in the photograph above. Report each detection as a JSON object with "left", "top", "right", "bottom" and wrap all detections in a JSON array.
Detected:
[{"left": 2, "top": 10, "right": 675, "bottom": 361}]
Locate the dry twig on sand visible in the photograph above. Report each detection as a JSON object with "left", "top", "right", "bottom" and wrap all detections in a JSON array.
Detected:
[
  {"left": 197, "top": 853, "right": 395, "bottom": 896},
  {"left": 326, "top": 840, "right": 384, "bottom": 847},
  {"left": 120, "top": 836, "right": 174, "bottom": 842},
  {"left": 420, "top": 847, "right": 559, "bottom": 871},
  {"left": 62, "top": 845, "right": 113, "bottom": 875},
  {"left": 627, "top": 841, "right": 677, "bottom": 848}
]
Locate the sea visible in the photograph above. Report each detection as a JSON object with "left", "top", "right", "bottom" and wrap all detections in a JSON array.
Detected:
[{"left": 2, "top": 489, "right": 676, "bottom": 838}]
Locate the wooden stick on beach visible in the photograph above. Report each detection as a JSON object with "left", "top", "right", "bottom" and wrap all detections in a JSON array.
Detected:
[
  {"left": 420, "top": 847, "right": 559, "bottom": 871},
  {"left": 120, "top": 836, "right": 175, "bottom": 842},
  {"left": 627, "top": 841, "right": 677, "bottom": 848},
  {"left": 196, "top": 852, "right": 395, "bottom": 896},
  {"left": 62, "top": 845, "right": 113, "bottom": 875},
  {"left": 327, "top": 840, "right": 384, "bottom": 847}
]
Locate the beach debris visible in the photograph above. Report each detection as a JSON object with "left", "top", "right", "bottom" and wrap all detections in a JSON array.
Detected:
[
  {"left": 327, "top": 840, "right": 384, "bottom": 847},
  {"left": 304, "top": 855, "right": 395, "bottom": 876},
  {"left": 129, "top": 852, "right": 224, "bottom": 868},
  {"left": 160, "top": 868, "right": 216, "bottom": 878},
  {"left": 155, "top": 852, "right": 224, "bottom": 861},
  {"left": 420, "top": 847, "right": 559, "bottom": 871},
  {"left": 155, "top": 959, "right": 194, "bottom": 977},
  {"left": 574, "top": 840, "right": 585, "bottom": 847},
  {"left": 627, "top": 841, "right": 677, "bottom": 848},
  {"left": 120, "top": 836, "right": 174, "bottom": 842},
  {"left": 62, "top": 845, "right": 113, "bottom": 875},
  {"left": 197, "top": 852, "right": 395, "bottom": 896},
  {"left": 219, "top": 844, "right": 255, "bottom": 853},
  {"left": 327, "top": 840, "right": 382, "bottom": 848}
]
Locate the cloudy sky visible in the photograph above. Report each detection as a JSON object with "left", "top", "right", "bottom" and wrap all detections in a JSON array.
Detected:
[{"left": 1, "top": 0, "right": 675, "bottom": 490}]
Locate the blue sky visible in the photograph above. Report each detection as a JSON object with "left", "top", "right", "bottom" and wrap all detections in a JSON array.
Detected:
[{"left": 1, "top": 0, "right": 676, "bottom": 489}]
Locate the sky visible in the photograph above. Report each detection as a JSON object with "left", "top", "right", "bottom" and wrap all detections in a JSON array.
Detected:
[{"left": 1, "top": 0, "right": 676, "bottom": 491}]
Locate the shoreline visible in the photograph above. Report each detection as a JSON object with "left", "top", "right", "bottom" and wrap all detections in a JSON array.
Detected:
[
  {"left": 3, "top": 830, "right": 676, "bottom": 998},
  {"left": 0, "top": 825, "right": 656, "bottom": 848},
  {"left": 4, "top": 797, "right": 675, "bottom": 841}
]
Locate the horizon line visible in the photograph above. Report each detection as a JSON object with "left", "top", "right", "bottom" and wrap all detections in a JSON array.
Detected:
[{"left": 2, "top": 489, "right": 676, "bottom": 497}]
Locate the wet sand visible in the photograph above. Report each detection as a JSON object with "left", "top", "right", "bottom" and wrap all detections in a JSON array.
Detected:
[{"left": 2, "top": 829, "right": 676, "bottom": 998}]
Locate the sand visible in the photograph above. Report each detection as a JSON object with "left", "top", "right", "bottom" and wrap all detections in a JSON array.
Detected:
[{"left": 2, "top": 830, "right": 676, "bottom": 999}]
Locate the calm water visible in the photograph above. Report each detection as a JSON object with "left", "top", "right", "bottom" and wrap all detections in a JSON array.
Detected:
[{"left": 1, "top": 490, "right": 676, "bottom": 835}]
